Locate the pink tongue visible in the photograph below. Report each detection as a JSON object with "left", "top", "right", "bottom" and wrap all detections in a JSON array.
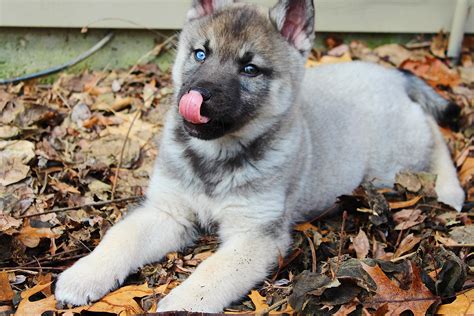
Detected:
[{"left": 178, "top": 90, "right": 210, "bottom": 124}]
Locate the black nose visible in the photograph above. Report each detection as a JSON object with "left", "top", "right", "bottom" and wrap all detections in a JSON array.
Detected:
[{"left": 191, "top": 87, "right": 211, "bottom": 101}]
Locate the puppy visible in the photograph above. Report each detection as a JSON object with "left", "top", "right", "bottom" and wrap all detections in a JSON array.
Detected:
[{"left": 55, "top": 0, "right": 465, "bottom": 312}]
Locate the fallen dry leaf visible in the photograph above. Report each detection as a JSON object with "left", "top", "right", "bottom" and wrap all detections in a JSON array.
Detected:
[
  {"left": 436, "top": 288, "right": 474, "bottom": 315},
  {"left": 15, "top": 282, "right": 55, "bottom": 316},
  {"left": 17, "top": 221, "right": 60, "bottom": 248},
  {"left": 0, "top": 272, "right": 14, "bottom": 302},
  {"left": 0, "top": 140, "right": 35, "bottom": 186},
  {"left": 459, "top": 157, "right": 474, "bottom": 187},
  {"left": 332, "top": 299, "right": 359, "bottom": 316},
  {"left": 389, "top": 196, "right": 422, "bottom": 210},
  {"left": 430, "top": 31, "right": 448, "bottom": 59},
  {"left": 0, "top": 125, "right": 20, "bottom": 139},
  {"left": 248, "top": 290, "right": 269, "bottom": 312},
  {"left": 459, "top": 66, "right": 474, "bottom": 84},
  {"left": 294, "top": 222, "right": 319, "bottom": 232},
  {"left": 82, "top": 283, "right": 154, "bottom": 314},
  {"left": 449, "top": 225, "right": 474, "bottom": 245},
  {"left": 361, "top": 262, "right": 438, "bottom": 315},
  {"left": 16, "top": 282, "right": 154, "bottom": 315},
  {"left": 393, "top": 209, "right": 426, "bottom": 230},
  {"left": 351, "top": 229, "right": 370, "bottom": 259},
  {"left": 400, "top": 57, "right": 460, "bottom": 88},
  {"left": 0, "top": 214, "right": 22, "bottom": 234},
  {"left": 306, "top": 52, "right": 352, "bottom": 68},
  {"left": 143, "top": 81, "right": 158, "bottom": 108},
  {"left": 374, "top": 44, "right": 412, "bottom": 67},
  {"left": 393, "top": 233, "right": 422, "bottom": 258},
  {"left": 49, "top": 178, "right": 81, "bottom": 195},
  {"left": 435, "top": 231, "right": 459, "bottom": 247}
]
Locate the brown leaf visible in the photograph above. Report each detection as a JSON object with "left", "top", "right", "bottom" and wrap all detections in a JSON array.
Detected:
[
  {"left": 49, "top": 178, "right": 81, "bottom": 195},
  {"left": 16, "top": 282, "right": 154, "bottom": 315},
  {"left": 395, "top": 172, "right": 422, "bottom": 192},
  {"left": 459, "top": 157, "right": 474, "bottom": 187},
  {"left": 294, "top": 222, "right": 318, "bottom": 232},
  {"left": 351, "top": 230, "right": 370, "bottom": 259},
  {"left": 15, "top": 282, "right": 55, "bottom": 316},
  {"left": 0, "top": 272, "right": 14, "bottom": 302},
  {"left": 430, "top": 31, "right": 448, "bottom": 58},
  {"left": 393, "top": 209, "right": 426, "bottom": 230},
  {"left": 436, "top": 288, "right": 474, "bottom": 315},
  {"left": 17, "top": 221, "right": 59, "bottom": 248},
  {"left": 434, "top": 232, "right": 459, "bottom": 247},
  {"left": 449, "top": 225, "right": 474, "bottom": 245},
  {"left": 306, "top": 52, "right": 352, "bottom": 68},
  {"left": 389, "top": 196, "right": 422, "bottom": 210},
  {"left": 460, "top": 66, "right": 474, "bottom": 84},
  {"left": 36, "top": 274, "right": 52, "bottom": 296},
  {"left": 332, "top": 299, "right": 359, "bottom": 316},
  {"left": 0, "top": 140, "right": 35, "bottom": 186},
  {"left": 361, "top": 262, "right": 438, "bottom": 315},
  {"left": 84, "top": 283, "right": 154, "bottom": 314},
  {"left": 248, "top": 290, "right": 269, "bottom": 312},
  {"left": 394, "top": 233, "right": 422, "bottom": 258},
  {"left": 0, "top": 214, "right": 22, "bottom": 235},
  {"left": 143, "top": 81, "right": 158, "bottom": 108},
  {"left": 374, "top": 44, "right": 412, "bottom": 67},
  {"left": 400, "top": 57, "right": 460, "bottom": 88}
]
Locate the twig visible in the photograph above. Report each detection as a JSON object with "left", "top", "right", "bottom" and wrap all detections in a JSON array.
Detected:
[
  {"left": 370, "top": 297, "right": 440, "bottom": 304},
  {"left": 16, "top": 196, "right": 141, "bottom": 219},
  {"left": 305, "top": 233, "right": 317, "bottom": 273},
  {"left": 111, "top": 110, "right": 142, "bottom": 200},
  {"left": 395, "top": 230, "right": 404, "bottom": 249},
  {"left": 0, "top": 32, "right": 115, "bottom": 85},
  {"left": 417, "top": 204, "right": 453, "bottom": 212},
  {"left": 256, "top": 298, "right": 288, "bottom": 316},
  {"left": 126, "top": 34, "right": 177, "bottom": 77},
  {"left": 334, "top": 211, "right": 348, "bottom": 278},
  {"left": 391, "top": 251, "right": 416, "bottom": 262},
  {"left": 109, "top": 33, "right": 175, "bottom": 199},
  {"left": 443, "top": 243, "right": 474, "bottom": 248},
  {"left": 0, "top": 269, "right": 39, "bottom": 275},
  {"left": 0, "top": 267, "right": 66, "bottom": 271},
  {"left": 110, "top": 75, "right": 161, "bottom": 199},
  {"left": 21, "top": 249, "right": 82, "bottom": 266},
  {"left": 309, "top": 203, "right": 339, "bottom": 223},
  {"left": 36, "top": 254, "right": 88, "bottom": 265}
]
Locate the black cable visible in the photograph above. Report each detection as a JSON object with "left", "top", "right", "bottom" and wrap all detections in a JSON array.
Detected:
[{"left": 0, "top": 32, "right": 115, "bottom": 85}]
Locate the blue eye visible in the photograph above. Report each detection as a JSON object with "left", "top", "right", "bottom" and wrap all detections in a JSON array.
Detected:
[
  {"left": 194, "top": 49, "right": 206, "bottom": 62},
  {"left": 241, "top": 64, "right": 260, "bottom": 77}
]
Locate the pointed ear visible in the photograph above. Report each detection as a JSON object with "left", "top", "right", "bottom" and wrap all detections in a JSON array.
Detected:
[
  {"left": 186, "top": 0, "right": 235, "bottom": 21},
  {"left": 270, "top": 0, "right": 315, "bottom": 54}
]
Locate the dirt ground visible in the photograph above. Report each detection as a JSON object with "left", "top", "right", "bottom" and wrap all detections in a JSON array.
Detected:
[{"left": 0, "top": 32, "right": 473, "bottom": 315}]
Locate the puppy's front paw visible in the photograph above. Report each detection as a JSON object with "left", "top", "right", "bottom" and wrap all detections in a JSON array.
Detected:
[{"left": 55, "top": 256, "right": 122, "bottom": 306}]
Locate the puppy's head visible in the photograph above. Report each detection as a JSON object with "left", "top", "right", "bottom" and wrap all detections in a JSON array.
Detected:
[{"left": 173, "top": 0, "right": 315, "bottom": 140}]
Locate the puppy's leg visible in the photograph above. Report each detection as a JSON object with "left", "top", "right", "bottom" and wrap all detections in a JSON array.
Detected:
[
  {"left": 157, "top": 222, "right": 291, "bottom": 312},
  {"left": 428, "top": 119, "right": 465, "bottom": 211},
  {"left": 55, "top": 200, "right": 195, "bottom": 306}
]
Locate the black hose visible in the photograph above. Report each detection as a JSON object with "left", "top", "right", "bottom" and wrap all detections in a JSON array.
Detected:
[{"left": 0, "top": 32, "right": 115, "bottom": 85}]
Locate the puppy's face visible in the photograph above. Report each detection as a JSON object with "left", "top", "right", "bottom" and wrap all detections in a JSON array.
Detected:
[{"left": 173, "top": 0, "right": 315, "bottom": 140}]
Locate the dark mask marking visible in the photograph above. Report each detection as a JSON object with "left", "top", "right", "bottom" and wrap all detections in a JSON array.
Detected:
[{"left": 175, "top": 121, "right": 281, "bottom": 195}]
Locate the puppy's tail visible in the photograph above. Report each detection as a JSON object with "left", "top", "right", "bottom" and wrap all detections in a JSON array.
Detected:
[{"left": 401, "top": 69, "right": 461, "bottom": 130}]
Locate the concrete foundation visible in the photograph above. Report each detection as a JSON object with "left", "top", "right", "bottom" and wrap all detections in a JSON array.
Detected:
[{"left": 0, "top": 28, "right": 417, "bottom": 82}]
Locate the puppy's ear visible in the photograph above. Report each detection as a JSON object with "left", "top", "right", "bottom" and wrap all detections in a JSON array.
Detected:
[
  {"left": 187, "top": 0, "right": 235, "bottom": 21},
  {"left": 270, "top": 0, "right": 315, "bottom": 54}
]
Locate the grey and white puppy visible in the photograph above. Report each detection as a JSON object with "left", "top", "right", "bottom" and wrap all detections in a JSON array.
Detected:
[{"left": 55, "top": 0, "right": 465, "bottom": 312}]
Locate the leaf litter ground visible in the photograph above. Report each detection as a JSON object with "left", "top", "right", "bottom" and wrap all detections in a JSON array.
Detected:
[{"left": 0, "top": 33, "right": 473, "bottom": 315}]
